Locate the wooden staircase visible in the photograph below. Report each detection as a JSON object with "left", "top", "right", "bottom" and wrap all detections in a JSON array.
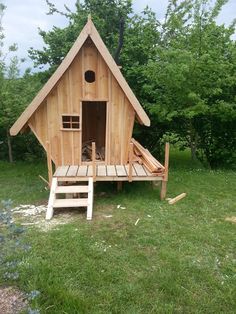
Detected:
[{"left": 46, "top": 177, "right": 94, "bottom": 220}]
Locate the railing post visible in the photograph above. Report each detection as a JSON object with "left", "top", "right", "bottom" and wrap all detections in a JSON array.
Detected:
[
  {"left": 160, "top": 142, "right": 170, "bottom": 200},
  {"left": 92, "top": 142, "right": 96, "bottom": 182},
  {"left": 46, "top": 141, "right": 53, "bottom": 186},
  {"left": 128, "top": 142, "right": 134, "bottom": 182}
]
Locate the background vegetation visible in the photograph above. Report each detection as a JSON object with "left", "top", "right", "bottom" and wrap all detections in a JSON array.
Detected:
[{"left": 0, "top": 0, "right": 236, "bottom": 168}]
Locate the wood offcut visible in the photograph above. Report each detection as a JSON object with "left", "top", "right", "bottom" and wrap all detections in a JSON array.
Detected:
[{"left": 168, "top": 193, "right": 186, "bottom": 205}]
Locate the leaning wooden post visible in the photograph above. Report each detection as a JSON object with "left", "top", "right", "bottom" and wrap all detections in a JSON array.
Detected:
[
  {"left": 46, "top": 141, "right": 53, "bottom": 186},
  {"left": 160, "top": 142, "right": 170, "bottom": 200},
  {"left": 128, "top": 142, "right": 134, "bottom": 182},
  {"left": 92, "top": 142, "right": 96, "bottom": 182}
]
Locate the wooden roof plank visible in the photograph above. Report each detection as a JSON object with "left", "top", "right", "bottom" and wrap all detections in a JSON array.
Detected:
[{"left": 10, "top": 22, "right": 89, "bottom": 136}]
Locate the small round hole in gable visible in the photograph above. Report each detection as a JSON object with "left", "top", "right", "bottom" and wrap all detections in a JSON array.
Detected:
[{"left": 85, "top": 70, "right": 95, "bottom": 83}]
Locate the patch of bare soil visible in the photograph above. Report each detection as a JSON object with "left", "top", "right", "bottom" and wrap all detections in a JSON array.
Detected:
[
  {"left": 11, "top": 202, "right": 120, "bottom": 231},
  {"left": 225, "top": 216, "right": 236, "bottom": 224},
  {"left": 0, "top": 286, "right": 27, "bottom": 314},
  {"left": 11, "top": 204, "right": 85, "bottom": 232}
]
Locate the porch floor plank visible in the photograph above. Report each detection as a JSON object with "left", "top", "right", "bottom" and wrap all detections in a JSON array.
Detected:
[
  {"left": 67, "top": 165, "right": 79, "bottom": 176},
  {"left": 53, "top": 162, "right": 163, "bottom": 181},
  {"left": 133, "top": 163, "right": 147, "bottom": 176},
  {"left": 115, "top": 165, "right": 127, "bottom": 177},
  {"left": 97, "top": 165, "right": 107, "bottom": 176},
  {"left": 124, "top": 165, "right": 136, "bottom": 177},
  {"left": 77, "top": 165, "right": 88, "bottom": 176},
  {"left": 54, "top": 165, "right": 69, "bottom": 177},
  {"left": 106, "top": 165, "right": 116, "bottom": 176},
  {"left": 87, "top": 165, "right": 93, "bottom": 176}
]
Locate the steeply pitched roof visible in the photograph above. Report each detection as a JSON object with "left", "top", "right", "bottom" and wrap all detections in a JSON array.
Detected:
[{"left": 10, "top": 17, "right": 150, "bottom": 136}]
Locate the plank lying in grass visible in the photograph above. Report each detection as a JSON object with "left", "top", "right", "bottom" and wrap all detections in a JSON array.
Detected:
[{"left": 168, "top": 193, "right": 187, "bottom": 204}]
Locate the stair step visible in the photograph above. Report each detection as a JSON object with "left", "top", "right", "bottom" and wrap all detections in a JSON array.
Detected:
[
  {"left": 55, "top": 186, "right": 89, "bottom": 194},
  {"left": 53, "top": 198, "right": 88, "bottom": 208}
]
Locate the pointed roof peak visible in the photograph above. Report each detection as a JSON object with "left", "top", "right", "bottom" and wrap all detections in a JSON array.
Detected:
[{"left": 10, "top": 19, "right": 150, "bottom": 136}]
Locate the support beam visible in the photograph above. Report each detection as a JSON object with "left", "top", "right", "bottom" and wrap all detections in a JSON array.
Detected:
[
  {"left": 117, "top": 181, "right": 123, "bottom": 192},
  {"left": 46, "top": 177, "right": 57, "bottom": 220},
  {"left": 128, "top": 142, "right": 133, "bottom": 182},
  {"left": 46, "top": 141, "right": 53, "bottom": 186},
  {"left": 160, "top": 181, "right": 167, "bottom": 200},
  {"left": 160, "top": 142, "right": 170, "bottom": 200},
  {"left": 87, "top": 177, "right": 94, "bottom": 220}
]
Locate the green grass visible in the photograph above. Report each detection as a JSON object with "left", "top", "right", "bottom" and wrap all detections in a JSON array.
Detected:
[
  {"left": 0, "top": 150, "right": 236, "bottom": 313},
  {"left": 0, "top": 160, "right": 48, "bottom": 204}
]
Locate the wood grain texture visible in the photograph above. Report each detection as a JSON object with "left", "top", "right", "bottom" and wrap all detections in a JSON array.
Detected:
[
  {"left": 11, "top": 19, "right": 148, "bottom": 169},
  {"left": 10, "top": 22, "right": 88, "bottom": 136}
]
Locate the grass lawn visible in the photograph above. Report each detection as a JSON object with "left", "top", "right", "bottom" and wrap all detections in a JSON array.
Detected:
[{"left": 0, "top": 150, "right": 235, "bottom": 313}]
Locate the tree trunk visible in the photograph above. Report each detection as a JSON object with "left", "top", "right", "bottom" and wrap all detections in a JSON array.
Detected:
[
  {"left": 189, "top": 121, "right": 198, "bottom": 161},
  {"left": 114, "top": 16, "right": 125, "bottom": 65},
  {"left": 7, "top": 129, "right": 13, "bottom": 163},
  {"left": 190, "top": 140, "right": 197, "bottom": 161}
]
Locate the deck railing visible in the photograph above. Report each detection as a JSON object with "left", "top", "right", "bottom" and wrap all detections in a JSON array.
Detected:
[
  {"left": 160, "top": 142, "right": 170, "bottom": 200},
  {"left": 92, "top": 141, "right": 96, "bottom": 182}
]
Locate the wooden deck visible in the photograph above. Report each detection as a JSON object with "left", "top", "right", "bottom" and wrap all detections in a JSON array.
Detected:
[{"left": 53, "top": 163, "right": 164, "bottom": 181}]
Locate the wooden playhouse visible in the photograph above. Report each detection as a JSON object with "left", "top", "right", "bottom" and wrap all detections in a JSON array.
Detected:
[{"left": 10, "top": 17, "right": 169, "bottom": 220}]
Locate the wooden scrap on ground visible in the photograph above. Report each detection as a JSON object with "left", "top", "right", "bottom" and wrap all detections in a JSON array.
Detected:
[
  {"left": 38, "top": 175, "right": 49, "bottom": 188},
  {"left": 168, "top": 193, "right": 186, "bottom": 205},
  {"left": 225, "top": 216, "right": 236, "bottom": 224},
  {"left": 135, "top": 218, "right": 140, "bottom": 226}
]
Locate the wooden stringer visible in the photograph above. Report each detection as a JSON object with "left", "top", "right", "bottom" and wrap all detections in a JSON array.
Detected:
[{"left": 46, "top": 177, "right": 94, "bottom": 220}]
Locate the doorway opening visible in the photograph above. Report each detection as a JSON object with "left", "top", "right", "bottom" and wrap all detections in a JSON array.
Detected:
[{"left": 82, "top": 101, "right": 106, "bottom": 162}]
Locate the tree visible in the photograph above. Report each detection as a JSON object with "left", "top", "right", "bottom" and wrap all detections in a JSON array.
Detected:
[
  {"left": 29, "top": 0, "right": 132, "bottom": 72},
  {"left": 131, "top": 0, "right": 236, "bottom": 167},
  {"left": 28, "top": 0, "right": 236, "bottom": 168},
  {"left": 0, "top": 3, "right": 42, "bottom": 162},
  {"left": 0, "top": 3, "right": 19, "bottom": 162}
]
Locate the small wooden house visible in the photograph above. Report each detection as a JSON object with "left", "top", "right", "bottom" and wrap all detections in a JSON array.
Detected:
[{"left": 10, "top": 17, "right": 169, "bottom": 220}]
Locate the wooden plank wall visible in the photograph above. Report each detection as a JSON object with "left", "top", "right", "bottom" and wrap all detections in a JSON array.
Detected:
[{"left": 29, "top": 40, "right": 135, "bottom": 166}]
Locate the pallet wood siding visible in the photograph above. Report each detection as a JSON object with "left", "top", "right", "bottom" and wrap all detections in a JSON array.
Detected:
[{"left": 28, "top": 40, "right": 135, "bottom": 166}]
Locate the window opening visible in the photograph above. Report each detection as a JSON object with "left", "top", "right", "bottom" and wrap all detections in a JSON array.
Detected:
[
  {"left": 85, "top": 70, "right": 95, "bottom": 83},
  {"left": 62, "top": 115, "right": 80, "bottom": 130}
]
